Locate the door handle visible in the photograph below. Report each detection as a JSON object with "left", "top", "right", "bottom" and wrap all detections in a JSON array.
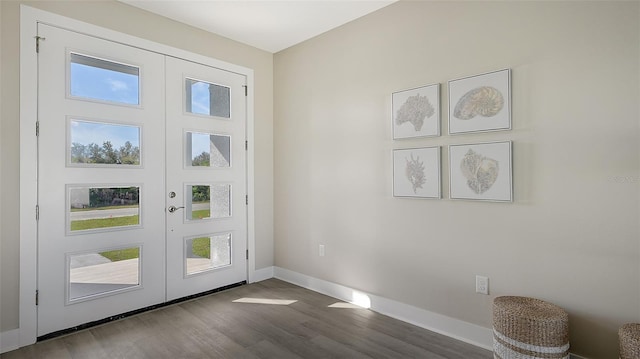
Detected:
[{"left": 168, "top": 205, "right": 185, "bottom": 213}]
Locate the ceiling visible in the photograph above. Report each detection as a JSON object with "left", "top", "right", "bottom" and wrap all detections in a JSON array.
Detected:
[{"left": 119, "top": 1, "right": 397, "bottom": 53}]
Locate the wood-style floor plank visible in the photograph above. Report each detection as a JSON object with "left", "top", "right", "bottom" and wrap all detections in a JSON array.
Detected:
[{"left": 1, "top": 279, "right": 492, "bottom": 359}]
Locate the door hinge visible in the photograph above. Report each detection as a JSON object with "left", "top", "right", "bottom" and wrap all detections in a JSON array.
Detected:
[
  {"left": 243, "top": 85, "right": 248, "bottom": 96},
  {"left": 246, "top": 250, "right": 249, "bottom": 260},
  {"left": 245, "top": 195, "right": 248, "bottom": 205},
  {"left": 35, "top": 290, "right": 39, "bottom": 306},
  {"left": 35, "top": 36, "right": 45, "bottom": 53},
  {"left": 36, "top": 122, "right": 40, "bottom": 137},
  {"left": 36, "top": 205, "right": 39, "bottom": 221},
  {"left": 245, "top": 140, "right": 248, "bottom": 151}
]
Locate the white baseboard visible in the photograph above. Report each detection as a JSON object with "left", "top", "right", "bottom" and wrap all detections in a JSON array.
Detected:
[
  {"left": 251, "top": 266, "right": 274, "bottom": 283},
  {"left": 0, "top": 328, "right": 20, "bottom": 354},
  {"left": 273, "top": 266, "right": 494, "bottom": 351}
]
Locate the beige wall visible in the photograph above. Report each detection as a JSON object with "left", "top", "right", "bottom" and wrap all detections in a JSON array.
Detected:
[
  {"left": 0, "top": 0, "right": 274, "bottom": 332},
  {"left": 274, "top": 1, "right": 639, "bottom": 358}
]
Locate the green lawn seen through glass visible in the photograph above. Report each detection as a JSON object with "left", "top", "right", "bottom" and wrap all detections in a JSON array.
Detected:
[
  {"left": 191, "top": 209, "right": 210, "bottom": 220},
  {"left": 100, "top": 247, "right": 140, "bottom": 262},
  {"left": 70, "top": 204, "right": 138, "bottom": 212},
  {"left": 191, "top": 237, "right": 211, "bottom": 258},
  {"left": 70, "top": 215, "right": 139, "bottom": 231}
]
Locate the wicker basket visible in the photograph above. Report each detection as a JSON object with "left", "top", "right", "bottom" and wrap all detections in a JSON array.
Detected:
[
  {"left": 620, "top": 323, "right": 640, "bottom": 359},
  {"left": 493, "top": 296, "right": 569, "bottom": 359}
]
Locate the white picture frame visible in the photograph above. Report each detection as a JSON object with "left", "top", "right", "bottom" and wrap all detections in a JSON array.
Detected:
[
  {"left": 393, "top": 146, "right": 441, "bottom": 198},
  {"left": 448, "top": 69, "right": 511, "bottom": 134},
  {"left": 449, "top": 141, "right": 512, "bottom": 202},
  {"left": 392, "top": 83, "right": 440, "bottom": 139}
]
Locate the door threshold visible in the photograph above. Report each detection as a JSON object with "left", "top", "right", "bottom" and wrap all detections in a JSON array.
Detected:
[{"left": 37, "top": 281, "right": 246, "bottom": 342}]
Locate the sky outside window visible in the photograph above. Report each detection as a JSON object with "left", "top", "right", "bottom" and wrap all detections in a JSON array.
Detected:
[
  {"left": 70, "top": 53, "right": 139, "bottom": 105},
  {"left": 192, "top": 133, "right": 210, "bottom": 158},
  {"left": 71, "top": 121, "right": 140, "bottom": 149},
  {"left": 186, "top": 79, "right": 230, "bottom": 118},
  {"left": 189, "top": 81, "right": 211, "bottom": 115}
]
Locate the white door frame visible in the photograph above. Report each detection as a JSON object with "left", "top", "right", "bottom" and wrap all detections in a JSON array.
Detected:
[{"left": 19, "top": 5, "right": 257, "bottom": 347}]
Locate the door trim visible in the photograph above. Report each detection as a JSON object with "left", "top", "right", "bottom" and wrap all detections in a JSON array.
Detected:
[{"left": 19, "top": 5, "right": 256, "bottom": 347}]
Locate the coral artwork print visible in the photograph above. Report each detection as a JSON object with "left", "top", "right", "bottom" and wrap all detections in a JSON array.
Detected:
[
  {"left": 453, "top": 86, "right": 504, "bottom": 121},
  {"left": 460, "top": 149, "right": 499, "bottom": 194},
  {"left": 395, "top": 93, "right": 435, "bottom": 132},
  {"left": 405, "top": 153, "right": 426, "bottom": 193}
]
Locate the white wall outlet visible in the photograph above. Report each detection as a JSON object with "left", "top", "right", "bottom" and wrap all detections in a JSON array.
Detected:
[
  {"left": 319, "top": 244, "right": 325, "bottom": 257},
  {"left": 476, "top": 275, "right": 489, "bottom": 295}
]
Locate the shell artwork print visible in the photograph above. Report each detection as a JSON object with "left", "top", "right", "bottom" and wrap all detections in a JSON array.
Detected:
[
  {"left": 395, "top": 93, "right": 435, "bottom": 132},
  {"left": 405, "top": 153, "right": 426, "bottom": 194},
  {"left": 453, "top": 86, "right": 504, "bottom": 121},
  {"left": 393, "top": 146, "right": 441, "bottom": 199},
  {"left": 460, "top": 149, "right": 499, "bottom": 194}
]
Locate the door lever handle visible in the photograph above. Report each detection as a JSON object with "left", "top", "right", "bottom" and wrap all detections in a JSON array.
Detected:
[{"left": 168, "top": 205, "right": 185, "bottom": 213}]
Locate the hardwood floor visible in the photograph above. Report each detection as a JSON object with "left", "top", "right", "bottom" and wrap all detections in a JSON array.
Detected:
[{"left": 2, "top": 279, "right": 492, "bottom": 358}]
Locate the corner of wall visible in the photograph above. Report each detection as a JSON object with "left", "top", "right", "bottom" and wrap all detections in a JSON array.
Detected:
[{"left": 251, "top": 266, "right": 275, "bottom": 283}]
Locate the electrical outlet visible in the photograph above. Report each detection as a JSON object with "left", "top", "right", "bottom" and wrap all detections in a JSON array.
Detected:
[
  {"left": 319, "top": 244, "right": 325, "bottom": 257},
  {"left": 476, "top": 275, "right": 489, "bottom": 295}
]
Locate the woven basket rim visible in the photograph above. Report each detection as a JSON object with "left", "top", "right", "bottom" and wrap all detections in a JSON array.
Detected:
[
  {"left": 620, "top": 323, "right": 640, "bottom": 340},
  {"left": 494, "top": 296, "right": 567, "bottom": 320}
]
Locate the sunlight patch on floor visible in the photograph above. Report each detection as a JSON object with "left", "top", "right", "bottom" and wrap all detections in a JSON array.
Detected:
[
  {"left": 327, "top": 290, "right": 371, "bottom": 309},
  {"left": 232, "top": 297, "right": 298, "bottom": 305},
  {"left": 351, "top": 291, "right": 371, "bottom": 309}
]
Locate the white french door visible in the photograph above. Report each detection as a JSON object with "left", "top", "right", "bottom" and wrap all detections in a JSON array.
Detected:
[
  {"left": 36, "top": 24, "right": 247, "bottom": 336},
  {"left": 165, "top": 57, "right": 247, "bottom": 301}
]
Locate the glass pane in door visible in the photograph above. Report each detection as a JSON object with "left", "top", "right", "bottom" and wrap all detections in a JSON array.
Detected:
[
  {"left": 185, "top": 184, "right": 231, "bottom": 221},
  {"left": 185, "top": 233, "right": 231, "bottom": 275},
  {"left": 68, "top": 186, "right": 140, "bottom": 232},
  {"left": 186, "top": 131, "right": 231, "bottom": 168},
  {"left": 69, "top": 120, "right": 141, "bottom": 166},
  {"left": 70, "top": 53, "right": 140, "bottom": 105},
  {"left": 185, "top": 78, "right": 230, "bottom": 118},
  {"left": 68, "top": 246, "right": 141, "bottom": 302}
]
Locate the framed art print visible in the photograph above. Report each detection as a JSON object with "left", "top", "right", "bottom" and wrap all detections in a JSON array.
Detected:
[
  {"left": 448, "top": 69, "right": 510, "bottom": 135},
  {"left": 449, "top": 141, "right": 512, "bottom": 202},
  {"left": 392, "top": 83, "right": 440, "bottom": 139},
  {"left": 393, "top": 146, "right": 441, "bottom": 198}
]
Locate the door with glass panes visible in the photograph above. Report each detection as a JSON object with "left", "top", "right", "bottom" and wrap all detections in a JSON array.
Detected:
[
  {"left": 165, "top": 57, "right": 247, "bottom": 301},
  {"left": 37, "top": 24, "right": 247, "bottom": 336}
]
